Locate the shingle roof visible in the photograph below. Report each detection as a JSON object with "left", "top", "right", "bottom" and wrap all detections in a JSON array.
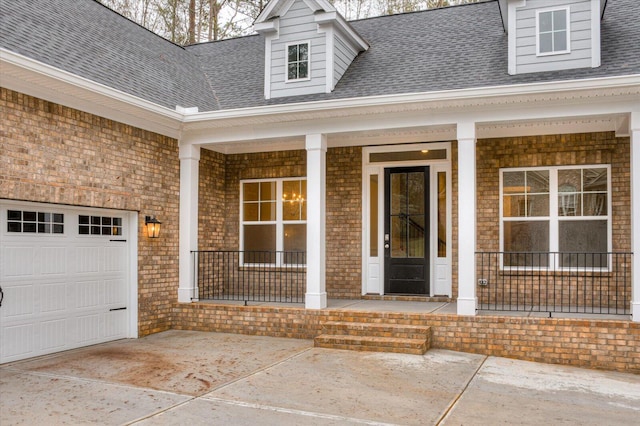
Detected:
[
  {"left": 2, "top": 0, "right": 639, "bottom": 113},
  {"left": 0, "top": 0, "right": 218, "bottom": 111}
]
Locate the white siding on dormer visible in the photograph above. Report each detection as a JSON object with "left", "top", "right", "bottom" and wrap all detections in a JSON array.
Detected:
[
  {"left": 334, "top": 34, "right": 358, "bottom": 87},
  {"left": 515, "top": 0, "right": 593, "bottom": 74},
  {"left": 270, "top": 0, "right": 327, "bottom": 98}
]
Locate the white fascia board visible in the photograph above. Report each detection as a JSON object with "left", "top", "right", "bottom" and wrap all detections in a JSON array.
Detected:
[
  {"left": 1, "top": 48, "right": 184, "bottom": 138},
  {"left": 254, "top": 20, "right": 279, "bottom": 34},
  {"left": 183, "top": 74, "right": 640, "bottom": 125}
]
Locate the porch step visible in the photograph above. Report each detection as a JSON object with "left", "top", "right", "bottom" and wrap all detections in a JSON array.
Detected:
[{"left": 314, "top": 321, "right": 431, "bottom": 355}]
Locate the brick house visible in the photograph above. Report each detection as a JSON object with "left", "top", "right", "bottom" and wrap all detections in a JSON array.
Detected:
[{"left": 1, "top": 0, "right": 639, "bottom": 366}]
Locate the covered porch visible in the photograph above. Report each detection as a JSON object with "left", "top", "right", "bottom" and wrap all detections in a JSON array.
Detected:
[{"left": 176, "top": 78, "right": 640, "bottom": 323}]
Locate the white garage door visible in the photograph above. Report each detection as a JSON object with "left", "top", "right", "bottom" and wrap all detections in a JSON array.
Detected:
[{"left": 0, "top": 202, "right": 136, "bottom": 363}]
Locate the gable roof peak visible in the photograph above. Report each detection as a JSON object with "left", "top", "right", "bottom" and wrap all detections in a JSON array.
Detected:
[{"left": 255, "top": 0, "right": 335, "bottom": 24}]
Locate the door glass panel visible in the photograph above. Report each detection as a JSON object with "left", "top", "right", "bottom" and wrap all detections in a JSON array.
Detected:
[
  {"left": 437, "top": 172, "right": 446, "bottom": 258},
  {"left": 407, "top": 172, "right": 425, "bottom": 215},
  {"left": 391, "top": 216, "right": 407, "bottom": 258},
  {"left": 370, "top": 174, "right": 378, "bottom": 257},
  {"left": 407, "top": 215, "right": 425, "bottom": 258},
  {"left": 391, "top": 173, "right": 406, "bottom": 215}
]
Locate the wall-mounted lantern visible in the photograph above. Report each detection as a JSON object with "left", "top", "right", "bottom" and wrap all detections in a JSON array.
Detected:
[{"left": 145, "top": 216, "right": 161, "bottom": 238}]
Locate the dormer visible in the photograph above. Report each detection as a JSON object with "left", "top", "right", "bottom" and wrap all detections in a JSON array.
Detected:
[
  {"left": 254, "top": 0, "right": 369, "bottom": 99},
  {"left": 499, "top": 0, "right": 606, "bottom": 75}
]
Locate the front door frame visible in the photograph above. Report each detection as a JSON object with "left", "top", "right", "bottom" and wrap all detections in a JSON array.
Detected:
[{"left": 362, "top": 142, "right": 452, "bottom": 297}]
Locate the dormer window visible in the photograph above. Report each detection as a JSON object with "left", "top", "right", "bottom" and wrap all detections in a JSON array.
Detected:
[
  {"left": 286, "top": 42, "right": 310, "bottom": 81},
  {"left": 537, "top": 7, "right": 570, "bottom": 56}
]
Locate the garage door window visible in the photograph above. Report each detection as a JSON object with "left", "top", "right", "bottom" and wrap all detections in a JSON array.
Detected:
[
  {"left": 79, "top": 215, "right": 123, "bottom": 236},
  {"left": 7, "top": 210, "right": 64, "bottom": 234}
]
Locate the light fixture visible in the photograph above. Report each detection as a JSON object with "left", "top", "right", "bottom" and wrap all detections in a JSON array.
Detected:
[{"left": 145, "top": 216, "right": 161, "bottom": 238}]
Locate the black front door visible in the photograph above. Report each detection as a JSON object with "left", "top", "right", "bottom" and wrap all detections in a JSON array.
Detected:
[{"left": 384, "top": 167, "right": 430, "bottom": 294}]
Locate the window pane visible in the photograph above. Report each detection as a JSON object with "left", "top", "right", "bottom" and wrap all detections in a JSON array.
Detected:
[
  {"left": 584, "top": 168, "right": 607, "bottom": 192},
  {"left": 288, "top": 45, "right": 297, "bottom": 62},
  {"left": 79, "top": 215, "right": 90, "bottom": 224},
  {"left": 23, "top": 223, "right": 36, "bottom": 233},
  {"left": 407, "top": 172, "right": 424, "bottom": 215},
  {"left": 407, "top": 215, "right": 425, "bottom": 258},
  {"left": 503, "top": 172, "right": 524, "bottom": 194},
  {"left": 284, "top": 224, "right": 306, "bottom": 252},
  {"left": 539, "top": 32, "right": 553, "bottom": 53},
  {"left": 244, "top": 224, "right": 276, "bottom": 252},
  {"left": 559, "top": 193, "right": 581, "bottom": 216},
  {"left": 260, "top": 202, "right": 276, "bottom": 221},
  {"left": 584, "top": 193, "right": 607, "bottom": 216},
  {"left": 554, "top": 30, "right": 567, "bottom": 51},
  {"left": 528, "top": 194, "right": 549, "bottom": 216},
  {"left": 298, "top": 62, "right": 308, "bottom": 79},
  {"left": 539, "top": 11, "right": 553, "bottom": 32},
  {"left": 23, "top": 211, "right": 36, "bottom": 222},
  {"left": 8, "top": 210, "right": 21, "bottom": 221},
  {"left": 370, "top": 174, "right": 378, "bottom": 257},
  {"left": 243, "top": 183, "right": 259, "bottom": 201},
  {"left": 53, "top": 224, "right": 64, "bottom": 234},
  {"left": 288, "top": 63, "right": 297, "bottom": 80},
  {"left": 244, "top": 204, "right": 258, "bottom": 221},
  {"left": 79, "top": 225, "right": 90, "bottom": 235},
  {"left": 559, "top": 220, "right": 607, "bottom": 253},
  {"left": 437, "top": 172, "right": 446, "bottom": 258},
  {"left": 503, "top": 195, "right": 526, "bottom": 217},
  {"left": 300, "top": 180, "right": 307, "bottom": 220},
  {"left": 53, "top": 214, "right": 64, "bottom": 224},
  {"left": 283, "top": 200, "right": 300, "bottom": 221},
  {"left": 8, "top": 222, "right": 21, "bottom": 232},
  {"left": 391, "top": 173, "right": 406, "bottom": 215},
  {"left": 553, "top": 9, "right": 567, "bottom": 31},
  {"left": 503, "top": 221, "right": 549, "bottom": 252},
  {"left": 527, "top": 170, "right": 549, "bottom": 194},
  {"left": 298, "top": 43, "right": 308, "bottom": 61},
  {"left": 260, "top": 181, "right": 276, "bottom": 201},
  {"left": 113, "top": 217, "right": 122, "bottom": 226}
]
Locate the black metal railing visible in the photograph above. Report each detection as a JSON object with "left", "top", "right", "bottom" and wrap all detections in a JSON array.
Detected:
[
  {"left": 476, "top": 252, "right": 632, "bottom": 315},
  {"left": 193, "top": 251, "right": 306, "bottom": 303}
]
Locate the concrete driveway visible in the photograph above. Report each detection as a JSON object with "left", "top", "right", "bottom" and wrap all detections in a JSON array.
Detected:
[{"left": 1, "top": 331, "right": 639, "bottom": 425}]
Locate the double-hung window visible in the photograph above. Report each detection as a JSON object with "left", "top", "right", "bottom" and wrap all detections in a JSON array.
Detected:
[
  {"left": 501, "top": 166, "right": 610, "bottom": 269},
  {"left": 241, "top": 178, "right": 306, "bottom": 265},
  {"left": 286, "top": 42, "right": 309, "bottom": 81},
  {"left": 537, "top": 7, "right": 570, "bottom": 55}
]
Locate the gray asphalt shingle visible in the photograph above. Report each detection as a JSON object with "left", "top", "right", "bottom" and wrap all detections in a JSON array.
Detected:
[{"left": 2, "top": 0, "right": 638, "bottom": 113}]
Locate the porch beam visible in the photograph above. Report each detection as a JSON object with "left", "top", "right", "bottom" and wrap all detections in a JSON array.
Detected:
[
  {"left": 305, "top": 134, "right": 328, "bottom": 309},
  {"left": 457, "top": 122, "right": 477, "bottom": 316},
  {"left": 178, "top": 143, "right": 200, "bottom": 303},
  {"left": 631, "top": 112, "right": 640, "bottom": 322}
]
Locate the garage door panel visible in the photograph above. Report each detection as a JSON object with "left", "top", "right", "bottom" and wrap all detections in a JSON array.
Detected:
[
  {"left": 41, "top": 282, "right": 68, "bottom": 313},
  {"left": 75, "top": 314, "right": 102, "bottom": 345},
  {"left": 3, "top": 246, "right": 35, "bottom": 277},
  {"left": 40, "top": 247, "right": 67, "bottom": 275},
  {"left": 75, "top": 247, "right": 102, "bottom": 274},
  {"left": 1, "top": 285, "right": 35, "bottom": 317},
  {"left": 41, "top": 319, "right": 66, "bottom": 351},
  {"left": 1, "top": 323, "right": 34, "bottom": 360},
  {"left": 105, "top": 246, "right": 126, "bottom": 272}
]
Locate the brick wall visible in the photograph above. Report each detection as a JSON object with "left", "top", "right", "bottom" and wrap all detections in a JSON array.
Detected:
[
  {"left": 1, "top": 88, "right": 180, "bottom": 336},
  {"left": 172, "top": 302, "right": 639, "bottom": 373}
]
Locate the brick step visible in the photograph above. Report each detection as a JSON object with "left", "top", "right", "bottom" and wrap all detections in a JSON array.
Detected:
[
  {"left": 321, "top": 321, "right": 431, "bottom": 340},
  {"left": 314, "top": 334, "right": 429, "bottom": 355}
]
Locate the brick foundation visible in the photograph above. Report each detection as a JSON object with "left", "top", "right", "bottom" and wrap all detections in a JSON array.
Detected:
[{"left": 172, "top": 302, "right": 639, "bottom": 373}]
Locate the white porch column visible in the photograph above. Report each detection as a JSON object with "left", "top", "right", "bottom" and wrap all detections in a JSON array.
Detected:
[
  {"left": 305, "top": 134, "right": 327, "bottom": 309},
  {"left": 631, "top": 113, "right": 640, "bottom": 322},
  {"left": 457, "top": 122, "right": 477, "bottom": 316},
  {"left": 178, "top": 143, "right": 200, "bottom": 303}
]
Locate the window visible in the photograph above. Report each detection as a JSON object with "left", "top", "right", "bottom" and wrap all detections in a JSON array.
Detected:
[
  {"left": 241, "top": 178, "right": 306, "bottom": 265},
  {"left": 79, "top": 215, "right": 123, "bottom": 236},
  {"left": 537, "top": 7, "right": 570, "bottom": 55},
  {"left": 501, "top": 166, "right": 609, "bottom": 268},
  {"left": 286, "top": 42, "right": 309, "bottom": 81},
  {"left": 7, "top": 210, "right": 64, "bottom": 234}
]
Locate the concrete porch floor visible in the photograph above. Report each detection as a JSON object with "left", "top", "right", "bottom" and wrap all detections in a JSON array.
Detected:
[
  {"left": 2, "top": 330, "right": 639, "bottom": 425},
  {"left": 209, "top": 298, "right": 631, "bottom": 321}
]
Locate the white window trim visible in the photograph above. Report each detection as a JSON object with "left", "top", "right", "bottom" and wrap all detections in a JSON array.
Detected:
[
  {"left": 536, "top": 6, "right": 571, "bottom": 57},
  {"left": 240, "top": 177, "right": 307, "bottom": 266},
  {"left": 284, "top": 40, "right": 311, "bottom": 83},
  {"left": 499, "top": 164, "right": 612, "bottom": 271}
]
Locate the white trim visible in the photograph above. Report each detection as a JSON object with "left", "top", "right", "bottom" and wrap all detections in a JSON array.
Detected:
[
  {"left": 317, "top": 24, "right": 335, "bottom": 93},
  {"left": 630, "top": 119, "right": 640, "bottom": 322},
  {"left": 284, "top": 40, "right": 312, "bottom": 83},
  {"left": 536, "top": 6, "right": 571, "bottom": 57},
  {"left": 127, "top": 211, "right": 139, "bottom": 338},
  {"left": 591, "top": 0, "right": 601, "bottom": 68},
  {"left": 507, "top": 0, "right": 526, "bottom": 75}
]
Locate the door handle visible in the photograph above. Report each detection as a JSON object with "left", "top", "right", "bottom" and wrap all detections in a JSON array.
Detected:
[{"left": 0, "top": 286, "right": 3, "bottom": 307}]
